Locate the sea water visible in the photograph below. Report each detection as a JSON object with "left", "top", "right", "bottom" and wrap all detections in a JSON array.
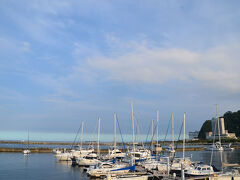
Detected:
[
  {"left": 0, "top": 150, "right": 239, "bottom": 180},
  {"left": 0, "top": 130, "right": 188, "bottom": 142}
]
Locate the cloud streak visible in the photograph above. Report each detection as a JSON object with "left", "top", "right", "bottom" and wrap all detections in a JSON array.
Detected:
[{"left": 86, "top": 40, "right": 240, "bottom": 94}]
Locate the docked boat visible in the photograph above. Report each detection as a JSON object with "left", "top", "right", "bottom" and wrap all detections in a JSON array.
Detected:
[
  {"left": 87, "top": 162, "right": 135, "bottom": 178},
  {"left": 165, "top": 144, "right": 175, "bottom": 153},
  {"left": 106, "top": 113, "right": 126, "bottom": 160},
  {"left": 55, "top": 148, "right": 94, "bottom": 161},
  {"left": 129, "top": 148, "right": 151, "bottom": 163},
  {"left": 77, "top": 153, "right": 100, "bottom": 166},
  {"left": 107, "top": 174, "right": 148, "bottom": 180},
  {"left": 165, "top": 113, "right": 175, "bottom": 153},
  {"left": 185, "top": 165, "right": 214, "bottom": 176},
  {"left": 108, "top": 148, "right": 126, "bottom": 159}
]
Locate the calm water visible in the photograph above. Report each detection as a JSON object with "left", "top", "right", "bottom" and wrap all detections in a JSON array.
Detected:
[
  {"left": 0, "top": 150, "right": 239, "bottom": 180},
  {"left": 0, "top": 130, "right": 188, "bottom": 142}
]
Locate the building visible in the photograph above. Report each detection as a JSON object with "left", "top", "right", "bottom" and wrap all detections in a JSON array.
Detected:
[
  {"left": 189, "top": 131, "right": 199, "bottom": 140},
  {"left": 206, "top": 117, "right": 237, "bottom": 140}
]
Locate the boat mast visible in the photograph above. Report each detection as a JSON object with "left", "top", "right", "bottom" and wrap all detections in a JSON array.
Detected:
[
  {"left": 97, "top": 117, "right": 101, "bottom": 157},
  {"left": 172, "top": 113, "right": 174, "bottom": 148},
  {"left": 216, "top": 104, "right": 221, "bottom": 146},
  {"left": 131, "top": 102, "right": 135, "bottom": 151},
  {"left": 80, "top": 121, "right": 84, "bottom": 150},
  {"left": 183, "top": 112, "right": 186, "bottom": 160},
  {"left": 157, "top": 110, "right": 159, "bottom": 147},
  {"left": 151, "top": 119, "right": 154, "bottom": 151},
  {"left": 27, "top": 129, "right": 29, "bottom": 150},
  {"left": 114, "top": 112, "right": 117, "bottom": 151}
]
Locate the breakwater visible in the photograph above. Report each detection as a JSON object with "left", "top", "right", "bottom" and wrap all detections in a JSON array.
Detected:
[{"left": 0, "top": 140, "right": 239, "bottom": 153}]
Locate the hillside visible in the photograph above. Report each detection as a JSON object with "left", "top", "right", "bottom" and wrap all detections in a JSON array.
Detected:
[{"left": 198, "top": 110, "right": 240, "bottom": 139}]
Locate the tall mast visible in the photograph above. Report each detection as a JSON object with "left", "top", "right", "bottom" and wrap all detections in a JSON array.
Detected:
[
  {"left": 172, "top": 113, "right": 174, "bottom": 147},
  {"left": 157, "top": 110, "right": 159, "bottom": 147},
  {"left": 183, "top": 113, "right": 186, "bottom": 160},
  {"left": 97, "top": 117, "right": 101, "bottom": 157},
  {"left": 80, "top": 121, "right": 84, "bottom": 150},
  {"left": 151, "top": 119, "right": 154, "bottom": 150},
  {"left": 114, "top": 112, "right": 117, "bottom": 150},
  {"left": 131, "top": 102, "right": 135, "bottom": 151},
  {"left": 27, "top": 129, "right": 29, "bottom": 150},
  {"left": 216, "top": 104, "right": 221, "bottom": 146}
]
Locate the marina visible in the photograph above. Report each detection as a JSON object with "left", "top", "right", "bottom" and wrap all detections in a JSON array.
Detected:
[
  {"left": 0, "top": 109, "right": 239, "bottom": 180},
  {"left": 0, "top": 149, "right": 239, "bottom": 179},
  {"left": 1, "top": 1, "right": 240, "bottom": 179}
]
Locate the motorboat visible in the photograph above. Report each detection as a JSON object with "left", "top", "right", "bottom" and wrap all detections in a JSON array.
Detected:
[{"left": 185, "top": 165, "right": 214, "bottom": 176}]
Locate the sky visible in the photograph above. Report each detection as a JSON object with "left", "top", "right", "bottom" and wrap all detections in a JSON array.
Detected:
[{"left": 1, "top": 0, "right": 240, "bottom": 137}]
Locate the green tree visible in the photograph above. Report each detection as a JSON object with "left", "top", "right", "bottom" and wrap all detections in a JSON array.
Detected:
[{"left": 198, "top": 120, "right": 212, "bottom": 139}]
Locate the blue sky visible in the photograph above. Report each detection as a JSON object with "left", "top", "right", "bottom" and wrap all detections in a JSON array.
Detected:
[{"left": 1, "top": 0, "right": 240, "bottom": 136}]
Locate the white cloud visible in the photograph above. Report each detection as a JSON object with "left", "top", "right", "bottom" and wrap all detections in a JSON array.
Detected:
[{"left": 86, "top": 40, "right": 240, "bottom": 94}]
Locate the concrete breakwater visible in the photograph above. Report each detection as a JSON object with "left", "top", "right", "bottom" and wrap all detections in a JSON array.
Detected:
[
  {"left": 0, "top": 147, "right": 206, "bottom": 153},
  {"left": 0, "top": 140, "right": 239, "bottom": 153}
]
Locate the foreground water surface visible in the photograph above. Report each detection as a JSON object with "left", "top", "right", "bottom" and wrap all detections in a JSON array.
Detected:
[{"left": 0, "top": 150, "right": 239, "bottom": 180}]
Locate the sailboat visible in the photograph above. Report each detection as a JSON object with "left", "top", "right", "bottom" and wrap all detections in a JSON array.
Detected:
[
  {"left": 205, "top": 105, "right": 223, "bottom": 151},
  {"left": 23, "top": 129, "right": 31, "bottom": 154},
  {"left": 76, "top": 117, "right": 101, "bottom": 166},
  {"left": 128, "top": 102, "right": 151, "bottom": 163},
  {"left": 107, "top": 112, "right": 126, "bottom": 159},
  {"left": 56, "top": 122, "right": 94, "bottom": 161},
  {"left": 165, "top": 113, "right": 175, "bottom": 153}
]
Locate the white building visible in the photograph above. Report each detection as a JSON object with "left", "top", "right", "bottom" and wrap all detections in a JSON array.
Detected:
[{"left": 206, "top": 117, "right": 237, "bottom": 140}]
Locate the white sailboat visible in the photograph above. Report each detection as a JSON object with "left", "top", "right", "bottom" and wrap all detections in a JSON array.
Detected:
[
  {"left": 165, "top": 113, "right": 175, "bottom": 153},
  {"left": 23, "top": 129, "right": 31, "bottom": 154},
  {"left": 76, "top": 117, "right": 101, "bottom": 166},
  {"left": 107, "top": 112, "right": 126, "bottom": 159},
  {"left": 56, "top": 122, "right": 94, "bottom": 161},
  {"left": 205, "top": 105, "right": 223, "bottom": 151},
  {"left": 128, "top": 102, "right": 151, "bottom": 162},
  {"left": 87, "top": 162, "right": 135, "bottom": 178}
]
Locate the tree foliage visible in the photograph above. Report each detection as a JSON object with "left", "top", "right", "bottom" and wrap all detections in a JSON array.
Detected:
[
  {"left": 198, "top": 120, "right": 212, "bottom": 139},
  {"left": 224, "top": 110, "right": 240, "bottom": 137},
  {"left": 198, "top": 110, "right": 240, "bottom": 139}
]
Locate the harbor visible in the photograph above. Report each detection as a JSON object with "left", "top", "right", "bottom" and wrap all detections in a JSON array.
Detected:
[
  {"left": 1, "top": 0, "right": 240, "bottom": 179},
  {"left": 1, "top": 109, "right": 238, "bottom": 180}
]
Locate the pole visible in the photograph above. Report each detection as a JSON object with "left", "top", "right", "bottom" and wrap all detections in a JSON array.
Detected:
[
  {"left": 216, "top": 104, "right": 221, "bottom": 146},
  {"left": 157, "top": 110, "right": 159, "bottom": 147},
  {"left": 172, "top": 113, "right": 174, "bottom": 148},
  {"left": 151, "top": 119, "right": 154, "bottom": 151},
  {"left": 80, "top": 121, "right": 84, "bottom": 150},
  {"left": 97, "top": 117, "right": 101, "bottom": 157},
  {"left": 131, "top": 102, "right": 135, "bottom": 151},
  {"left": 183, "top": 112, "right": 186, "bottom": 161},
  {"left": 114, "top": 112, "right": 117, "bottom": 151}
]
